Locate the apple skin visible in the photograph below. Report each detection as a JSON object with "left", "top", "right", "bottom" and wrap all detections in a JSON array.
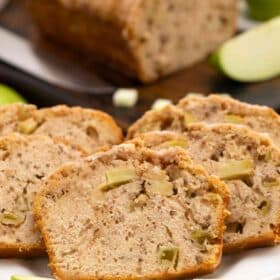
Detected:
[
  {"left": 0, "top": 84, "right": 26, "bottom": 105},
  {"left": 209, "top": 16, "right": 280, "bottom": 82},
  {"left": 247, "top": 0, "right": 280, "bottom": 21}
]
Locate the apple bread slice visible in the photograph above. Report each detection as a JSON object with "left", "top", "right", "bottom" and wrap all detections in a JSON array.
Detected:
[
  {"left": 178, "top": 94, "right": 280, "bottom": 147},
  {"left": 0, "top": 103, "right": 123, "bottom": 155},
  {"left": 0, "top": 133, "right": 84, "bottom": 257},
  {"left": 34, "top": 144, "right": 228, "bottom": 279},
  {"left": 129, "top": 124, "right": 280, "bottom": 253}
]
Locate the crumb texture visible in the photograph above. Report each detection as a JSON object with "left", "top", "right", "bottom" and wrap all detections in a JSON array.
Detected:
[
  {"left": 35, "top": 144, "right": 226, "bottom": 279},
  {"left": 131, "top": 125, "right": 280, "bottom": 251},
  {"left": 0, "top": 134, "right": 83, "bottom": 253}
]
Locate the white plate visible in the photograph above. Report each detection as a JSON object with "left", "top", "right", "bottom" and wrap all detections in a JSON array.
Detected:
[{"left": 1, "top": 246, "right": 280, "bottom": 280}]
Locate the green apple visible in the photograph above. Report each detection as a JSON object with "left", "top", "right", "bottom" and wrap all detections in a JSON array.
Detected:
[
  {"left": 247, "top": 0, "right": 280, "bottom": 21},
  {"left": 11, "top": 276, "right": 53, "bottom": 280},
  {"left": 0, "top": 84, "right": 26, "bottom": 105},
  {"left": 210, "top": 16, "right": 280, "bottom": 82}
]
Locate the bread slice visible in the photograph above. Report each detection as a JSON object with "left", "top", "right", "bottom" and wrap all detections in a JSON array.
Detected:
[
  {"left": 0, "top": 103, "right": 123, "bottom": 155},
  {"left": 0, "top": 133, "right": 84, "bottom": 257},
  {"left": 34, "top": 143, "right": 229, "bottom": 279},
  {"left": 28, "top": 0, "right": 237, "bottom": 83},
  {"left": 177, "top": 94, "right": 280, "bottom": 147},
  {"left": 128, "top": 124, "right": 280, "bottom": 253}
]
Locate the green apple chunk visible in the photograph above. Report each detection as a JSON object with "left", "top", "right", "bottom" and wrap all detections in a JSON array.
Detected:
[
  {"left": 0, "top": 84, "right": 26, "bottom": 105},
  {"left": 11, "top": 276, "right": 53, "bottom": 280},
  {"left": 211, "top": 16, "right": 280, "bottom": 82}
]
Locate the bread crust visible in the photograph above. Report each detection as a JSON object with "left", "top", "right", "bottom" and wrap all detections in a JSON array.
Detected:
[
  {"left": 0, "top": 103, "right": 123, "bottom": 155},
  {"left": 223, "top": 232, "right": 275, "bottom": 254},
  {"left": 178, "top": 94, "right": 280, "bottom": 147},
  {"left": 0, "top": 243, "right": 45, "bottom": 258},
  {"left": 179, "top": 94, "right": 280, "bottom": 121},
  {"left": 27, "top": 0, "right": 142, "bottom": 79},
  {"left": 34, "top": 144, "right": 229, "bottom": 280},
  {"left": 127, "top": 105, "right": 184, "bottom": 140},
  {"left": 0, "top": 134, "right": 85, "bottom": 258},
  {"left": 37, "top": 105, "right": 123, "bottom": 152},
  {"left": 27, "top": 0, "right": 238, "bottom": 83}
]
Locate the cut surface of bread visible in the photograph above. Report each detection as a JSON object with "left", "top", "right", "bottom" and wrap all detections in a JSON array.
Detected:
[
  {"left": 177, "top": 94, "right": 280, "bottom": 147},
  {"left": 0, "top": 103, "right": 123, "bottom": 155},
  {"left": 28, "top": 0, "right": 237, "bottom": 82},
  {"left": 0, "top": 133, "right": 84, "bottom": 257},
  {"left": 129, "top": 125, "right": 280, "bottom": 253},
  {"left": 34, "top": 144, "right": 228, "bottom": 279}
]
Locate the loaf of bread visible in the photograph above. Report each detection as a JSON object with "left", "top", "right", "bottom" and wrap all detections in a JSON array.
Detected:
[
  {"left": 129, "top": 124, "right": 280, "bottom": 253},
  {"left": 28, "top": 0, "right": 238, "bottom": 82},
  {"left": 0, "top": 133, "right": 84, "bottom": 257},
  {"left": 0, "top": 103, "right": 123, "bottom": 155},
  {"left": 34, "top": 143, "right": 229, "bottom": 279},
  {"left": 178, "top": 94, "right": 280, "bottom": 147}
]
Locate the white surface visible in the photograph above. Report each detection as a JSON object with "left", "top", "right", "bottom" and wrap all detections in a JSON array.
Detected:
[{"left": 1, "top": 246, "right": 280, "bottom": 280}]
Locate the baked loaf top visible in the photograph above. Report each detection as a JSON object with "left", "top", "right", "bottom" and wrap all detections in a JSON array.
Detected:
[
  {"left": 0, "top": 103, "right": 123, "bottom": 155},
  {"left": 34, "top": 143, "right": 228, "bottom": 279},
  {"left": 29, "top": 0, "right": 237, "bottom": 82},
  {"left": 0, "top": 133, "right": 84, "bottom": 257},
  {"left": 178, "top": 94, "right": 280, "bottom": 147},
  {"left": 129, "top": 124, "right": 280, "bottom": 253}
]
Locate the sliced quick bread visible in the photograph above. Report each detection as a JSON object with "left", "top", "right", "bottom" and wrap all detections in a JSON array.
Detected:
[
  {"left": 0, "top": 103, "right": 123, "bottom": 155},
  {"left": 177, "top": 94, "right": 280, "bottom": 147},
  {"left": 129, "top": 124, "right": 280, "bottom": 253},
  {"left": 127, "top": 95, "right": 280, "bottom": 148},
  {"left": 0, "top": 133, "right": 84, "bottom": 257},
  {"left": 34, "top": 144, "right": 229, "bottom": 279},
  {"left": 28, "top": 0, "right": 237, "bottom": 83}
]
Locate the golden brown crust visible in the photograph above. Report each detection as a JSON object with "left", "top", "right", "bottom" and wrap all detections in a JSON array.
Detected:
[
  {"left": 179, "top": 94, "right": 280, "bottom": 122},
  {"left": 34, "top": 144, "right": 228, "bottom": 280},
  {"left": 178, "top": 94, "right": 280, "bottom": 147},
  {"left": 223, "top": 232, "right": 275, "bottom": 254},
  {"left": 38, "top": 105, "right": 123, "bottom": 148},
  {"left": 0, "top": 243, "right": 45, "bottom": 258},
  {"left": 27, "top": 0, "right": 141, "bottom": 79},
  {"left": 0, "top": 103, "right": 123, "bottom": 155},
  {"left": 127, "top": 105, "right": 184, "bottom": 140},
  {"left": 27, "top": 0, "right": 238, "bottom": 83}
]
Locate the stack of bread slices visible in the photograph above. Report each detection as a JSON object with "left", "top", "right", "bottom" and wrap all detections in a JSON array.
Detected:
[{"left": 2, "top": 95, "right": 280, "bottom": 280}]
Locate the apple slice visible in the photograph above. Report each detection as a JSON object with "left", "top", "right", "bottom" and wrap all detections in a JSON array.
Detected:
[
  {"left": 247, "top": 0, "right": 280, "bottom": 21},
  {"left": 0, "top": 84, "right": 26, "bottom": 105},
  {"left": 211, "top": 16, "right": 280, "bottom": 82},
  {"left": 11, "top": 276, "right": 53, "bottom": 280}
]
